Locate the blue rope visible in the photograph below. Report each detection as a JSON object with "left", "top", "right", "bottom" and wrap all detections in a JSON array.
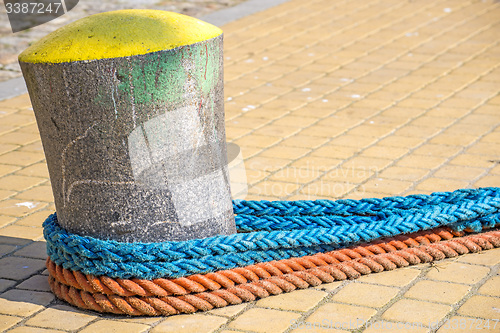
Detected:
[{"left": 43, "top": 187, "right": 500, "bottom": 279}]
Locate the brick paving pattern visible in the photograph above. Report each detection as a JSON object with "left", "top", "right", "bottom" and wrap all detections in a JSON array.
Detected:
[
  {"left": 0, "top": 0, "right": 499, "bottom": 332},
  {"left": 0, "top": 0, "right": 246, "bottom": 82}
]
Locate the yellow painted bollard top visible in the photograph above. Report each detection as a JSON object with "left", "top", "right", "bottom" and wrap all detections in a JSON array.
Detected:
[{"left": 19, "top": 9, "right": 223, "bottom": 64}]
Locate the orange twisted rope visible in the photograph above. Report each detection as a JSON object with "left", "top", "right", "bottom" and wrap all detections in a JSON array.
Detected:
[{"left": 47, "top": 228, "right": 500, "bottom": 316}]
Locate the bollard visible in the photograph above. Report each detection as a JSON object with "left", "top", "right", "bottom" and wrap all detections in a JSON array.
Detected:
[{"left": 19, "top": 9, "right": 236, "bottom": 242}]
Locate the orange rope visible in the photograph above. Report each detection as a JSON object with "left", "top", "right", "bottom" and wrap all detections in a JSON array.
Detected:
[{"left": 47, "top": 228, "right": 500, "bottom": 316}]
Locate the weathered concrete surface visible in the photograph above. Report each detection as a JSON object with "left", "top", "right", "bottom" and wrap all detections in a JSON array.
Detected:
[{"left": 19, "top": 10, "right": 236, "bottom": 242}]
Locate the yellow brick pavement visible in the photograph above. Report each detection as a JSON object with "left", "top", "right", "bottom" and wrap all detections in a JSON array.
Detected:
[{"left": 0, "top": 0, "right": 499, "bottom": 332}]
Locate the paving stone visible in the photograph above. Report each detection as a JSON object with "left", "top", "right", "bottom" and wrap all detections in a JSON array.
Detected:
[
  {"left": 0, "top": 314, "right": 22, "bottom": 332},
  {"left": 208, "top": 303, "right": 247, "bottom": 317},
  {"left": 310, "top": 145, "right": 360, "bottom": 160},
  {"left": 329, "top": 135, "right": 378, "bottom": 150},
  {"left": 364, "top": 320, "right": 429, "bottom": 333},
  {"left": 121, "top": 318, "right": 162, "bottom": 327},
  {"left": 0, "top": 95, "right": 32, "bottom": 109},
  {"left": 232, "top": 134, "right": 282, "bottom": 148},
  {"left": 300, "top": 180, "right": 356, "bottom": 198},
  {"left": 79, "top": 320, "right": 150, "bottom": 333},
  {"left": 348, "top": 125, "right": 395, "bottom": 138},
  {"left": 475, "top": 175, "right": 500, "bottom": 188},
  {"left": 331, "top": 282, "right": 400, "bottom": 308},
  {"left": 306, "top": 302, "right": 377, "bottom": 331},
  {"left": 415, "top": 178, "right": 470, "bottom": 193},
  {"left": 0, "top": 199, "right": 47, "bottom": 217},
  {"left": 404, "top": 280, "right": 471, "bottom": 304},
  {"left": 378, "top": 166, "right": 429, "bottom": 182},
  {"left": 13, "top": 241, "right": 47, "bottom": 259},
  {"left": 0, "top": 256, "right": 46, "bottom": 280},
  {"left": 0, "top": 289, "right": 54, "bottom": 316},
  {"left": 356, "top": 268, "right": 421, "bottom": 287},
  {"left": 0, "top": 131, "right": 41, "bottom": 146},
  {"left": 0, "top": 143, "right": 19, "bottom": 155},
  {"left": 0, "top": 235, "right": 32, "bottom": 246},
  {"left": 0, "top": 151, "right": 43, "bottom": 168},
  {"left": 342, "top": 156, "right": 394, "bottom": 171},
  {"left": 6, "top": 327, "right": 63, "bottom": 333},
  {"left": 316, "top": 281, "right": 344, "bottom": 292},
  {"left": 16, "top": 275, "right": 50, "bottom": 292},
  {"left": 433, "top": 165, "right": 487, "bottom": 180},
  {"left": 244, "top": 168, "right": 271, "bottom": 186},
  {"left": 13, "top": 212, "right": 51, "bottom": 229},
  {"left": 456, "top": 248, "right": 500, "bottom": 266},
  {"left": 0, "top": 189, "right": 16, "bottom": 201},
  {"left": 396, "top": 155, "right": 448, "bottom": 170},
  {"left": 248, "top": 180, "right": 301, "bottom": 197},
  {"left": 289, "top": 157, "right": 343, "bottom": 176},
  {"left": 0, "top": 243, "right": 16, "bottom": 256},
  {"left": 0, "top": 175, "right": 46, "bottom": 191},
  {"left": 300, "top": 125, "right": 347, "bottom": 138},
  {"left": 15, "top": 186, "right": 54, "bottom": 203},
  {"left": 450, "top": 155, "right": 496, "bottom": 168},
  {"left": 322, "top": 165, "right": 377, "bottom": 183},
  {"left": 14, "top": 163, "right": 49, "bottom": 178},
  {"left": 425, "top": 262, "right": 491, "bottom": 285},
  {"left": 362, "top": 146, "right": 408, "bottom": 160},
  {"left": 382, "top": 299, "right": 452, "bottom": 327},
  {"left": 0, "top": 215, "right": 16, "bottom": 228},
  {"left": 395, "top": 126, "right": 442, "bottom": 139},
  {"left": 245, "top": 156, "right": 292, "bottom": 172},
  {"left": 256, "top": 289, "right": 328, "bottom": 312},
  {"left": 362, "top": 178, "right": 413, "bottom": 195},
  {"left": 457, "top": 295, "right": 500, "bottom": 320},
  {"left": 272, "top": 115, "right": 318, "bottom": 128},
  {"left": 17, "top": 123, "right": 39, "bottom": 134},
  {"left": 25, "top": 305, "right": 95, "bottom": 330},
  {"left": 281, "top": 135, "right": 329, "bottom": 149},
  {"left": 0, "top": 225, "right": 44, "bottom": 241},
  {"left": 228, "top": 308, "right": 300, "bottom": 333},
  {"left": 377, "top": 136, "right": 423, "bottom": 149},
  {"left": 478, "top": 276, "right": 500, "bottom": 297},
  {"left": 0, "top": 278, "right": 16, "bottom": 292},
  {"left": 436, "top": 316, "right": 500, "bottom": 333},
  {"left": 260, "top": 146, "right": 310, "bottom": 160},
  {"left": 151, "top": 313, "right": 227, "bottom": 333},
  {"left": 411, "top": 117, "right": 456, "bottom": 129},
  {"left": 269, "top": 166, "right": 323, "bottom": 183},
  {"left": 253, "top": 125, "right": 301, "bottom": 138},
  {"left": 0, "top": 164, "right": 21, "bottom": 178},
  {"left": 17, "top": 141, "right": 44, "bottom": 154},
  {"left": 289, "top": 323, "right": 347, "bottom": 333}
]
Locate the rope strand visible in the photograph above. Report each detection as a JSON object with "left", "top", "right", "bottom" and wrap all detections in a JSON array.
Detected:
[
  {"left": 42, "top": 187, "right": 500, "bottom": 316},
  {"left": 43, "top": 188, "right": 500, "bottom": 279},
  {"left": 47, "top": 228, "right": 500, "bottom": 316}
]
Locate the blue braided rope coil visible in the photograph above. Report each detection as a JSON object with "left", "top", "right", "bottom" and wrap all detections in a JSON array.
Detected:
[
  {"left": 233, "top": 187, "right": 500, "bottom": 216},
  {"left": 43, "top": 188, "right": 500, "bottom": 280}
]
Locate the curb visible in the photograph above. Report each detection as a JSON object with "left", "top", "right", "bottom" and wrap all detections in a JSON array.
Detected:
[{"left": 0, "top": 0, "right": 290, "bottom": 102}]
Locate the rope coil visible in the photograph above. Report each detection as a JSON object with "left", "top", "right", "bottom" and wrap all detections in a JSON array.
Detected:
[
  {"left": 42, "top": 188, "right": 500, "bottom": 316},
  {"left": 47, "top": 228, "right": 500, "bottom": 316},
  {"left": 44, "top": 188, "right": 500, "bottom": 280}
]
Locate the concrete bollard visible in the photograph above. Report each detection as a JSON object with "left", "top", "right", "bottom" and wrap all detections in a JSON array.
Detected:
[{"left": 19, "top": 9, "right": 236, "bottom": 242}]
